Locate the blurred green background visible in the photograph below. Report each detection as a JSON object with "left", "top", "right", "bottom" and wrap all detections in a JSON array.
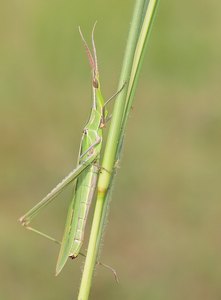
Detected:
[{"left": 1, "top": 0, "right": 221, "bottom": 299}]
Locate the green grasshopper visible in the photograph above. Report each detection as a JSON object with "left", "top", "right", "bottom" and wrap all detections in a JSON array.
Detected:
[{"left": 19, "top": 24, "right": 124, "bottom": 276}]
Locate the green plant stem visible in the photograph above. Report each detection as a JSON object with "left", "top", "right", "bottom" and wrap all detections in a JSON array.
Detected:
[
  {"left": 119, "top": 0, "right": 160, "bottom": 158},
  {"left": 77, "top": 0, "right": 159, "bottom": 299}
]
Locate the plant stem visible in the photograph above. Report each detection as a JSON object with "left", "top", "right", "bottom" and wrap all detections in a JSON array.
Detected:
[
  {"left": 118, "top": 0, "right": 160, "bottom": 158},
  {"left": 77, "top": 1, "right": 159, "bottom": 299}
]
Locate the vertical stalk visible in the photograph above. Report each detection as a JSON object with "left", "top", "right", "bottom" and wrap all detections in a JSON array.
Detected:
[{"left": 78, "top": 0, "right": 159, "bottom": 299}]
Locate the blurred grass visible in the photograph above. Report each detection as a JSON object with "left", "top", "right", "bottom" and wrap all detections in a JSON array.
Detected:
[{"left": 1, "top": 0, "right": 221, "bottom": 299}]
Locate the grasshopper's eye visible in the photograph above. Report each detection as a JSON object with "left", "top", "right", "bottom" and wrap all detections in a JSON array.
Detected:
[{"left": 93, "top": 78, "right": 99, "bottom": 88}]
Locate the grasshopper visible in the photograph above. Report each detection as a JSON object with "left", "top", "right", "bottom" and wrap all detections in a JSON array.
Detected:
[{"left": 19, "top": 24, "right": 124, "bottom": 275}]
